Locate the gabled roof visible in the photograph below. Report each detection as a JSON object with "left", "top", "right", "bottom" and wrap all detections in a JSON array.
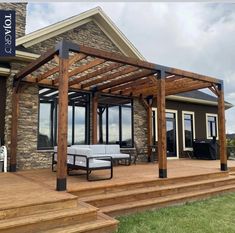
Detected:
[
  {"left": 16, "top": 7, "right": 145, "bottom": 60},
  {"left": 167, "top": 90, "right": 233, "bottom": 109}
]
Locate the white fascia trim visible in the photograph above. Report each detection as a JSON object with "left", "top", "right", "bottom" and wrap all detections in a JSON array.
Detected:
[
  {"left": 167, "top": 95, "right": 233, "bottom": 109},
  {"left": 16, "top": 50, "right": 40, "bottom": 60},
  {"left": 94, "top": 10, "right": 145, "bottom": 60},
  {"left": 205, "top": 113, "right": 219, "bottom": 140},
  {"left": 16, "top": 7, "right": 145, "bottom": 60},
  {"left": 0, "top": 67, "right": 11, "bottom": 76},
  {"left": 16, "top": 7, "right": 100, "bottom": 46},
  {"left": 182, "top": 111, "right": 196, "bottom": 151},
  {"left": 19, "top": 18, "right": 92, "bottom": 48}
]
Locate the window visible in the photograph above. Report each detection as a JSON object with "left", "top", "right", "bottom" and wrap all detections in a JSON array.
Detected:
[
  {"left": 182, "top": 111, "right": 195, "bottom": 150},
  {"left": 38, "top": 88, "right": 89, "bottom": 150},
  {"left": 108, "top": 106, "right": 120, "bottom": 144},
  {"left": 206, "top": 114, "right": 218, "bottom": 139},
  {"left": 97, "top": 96, "right": 133, "bottom": 148},
  {"left": 38, "top": 102, "right": 54, "bottom": 149}
]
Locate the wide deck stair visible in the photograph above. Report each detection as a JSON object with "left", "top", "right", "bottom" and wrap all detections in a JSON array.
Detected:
[
  {"left": 71, "top": 171, "right": 235, "bottom": 217},
  {"left": 0, "top": 196, "right": 118, "bottom": 233}
]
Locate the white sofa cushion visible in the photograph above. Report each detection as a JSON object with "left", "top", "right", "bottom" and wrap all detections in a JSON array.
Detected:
[
  {"left": 109, "top": 153, "right": 130, "bottom": 159},
  {"left": 73, "top": 148, "right": 92, "bottom": 157},
  {"left": 88, "top": 159, "right": 111, "bottom": 168},
  {"left": 90, "top": 145, "right": 106, "bottom": 155},
  {"left": 71, "top": 145, "right": 90, "bottom": 149},
  {"left": 105, "top": 145, "right": 120, "bottom": 154},
  {"left": 54, "top": 153, "right": 74, "bottom": 164}
]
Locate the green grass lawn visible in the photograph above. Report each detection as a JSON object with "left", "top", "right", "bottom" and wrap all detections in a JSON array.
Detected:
[{"left": 116, "top": 193, "right": 235, "bottom": 233}]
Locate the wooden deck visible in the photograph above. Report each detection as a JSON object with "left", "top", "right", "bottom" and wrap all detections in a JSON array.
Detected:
[
  {"left": 1, "top": 159, "right": 234, "bottom": 199},
  {"left": 1, "top": 159, "right": 235, "bottom": 232}
]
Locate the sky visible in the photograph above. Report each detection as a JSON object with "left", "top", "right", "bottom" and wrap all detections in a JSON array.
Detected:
[{"left": 26, "top": 2, "right": 235, "bottom": 133}]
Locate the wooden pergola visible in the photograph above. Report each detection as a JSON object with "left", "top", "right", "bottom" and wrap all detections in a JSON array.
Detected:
[{"left": 11, "top": 40, "right": 227, "bottom": 191}]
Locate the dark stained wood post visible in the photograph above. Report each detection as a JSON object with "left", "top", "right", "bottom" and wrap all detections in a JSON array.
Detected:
[
  {"left": 218, "top": 82, "right": 227, "bottom": 171},
  {"left": 92, "top": 94, "right": 98, "bottom": 144},
  {"left": 56, "top": 56, "right": 69, "bottom": 191},
  {"left": 157, "top": 71, "right": 167, "bottom": 178},
  {"left": 10, "top": 86, "right": 20, "bottom": 172},
  {"left": 147, "top": 100, "right": 153, "bottom": 162}
]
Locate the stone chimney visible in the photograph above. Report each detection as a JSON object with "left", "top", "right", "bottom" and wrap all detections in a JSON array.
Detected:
[{"left": 0, "top": 3, "right": 27, "bottom": 38}]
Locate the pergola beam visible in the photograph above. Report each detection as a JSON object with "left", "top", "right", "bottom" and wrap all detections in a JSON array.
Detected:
[{"left": 15, "top": 48, "right": 58, "bottom": 82}]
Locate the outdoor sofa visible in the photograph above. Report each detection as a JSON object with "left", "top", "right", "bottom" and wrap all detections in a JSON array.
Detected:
[
  {"left": 53, "top": 146, "right": 113, "bottom": 181},
  {"left": 52, "top": 145, "right": 131, "bottom": 181}
]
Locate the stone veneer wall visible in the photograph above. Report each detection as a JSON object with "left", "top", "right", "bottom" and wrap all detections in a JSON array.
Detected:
[
  {"left": 5, "top": 20, "right": 148, "bottom": 170},
  {"left": 0, "top": 3, "right": 27, "bottom": 38}
]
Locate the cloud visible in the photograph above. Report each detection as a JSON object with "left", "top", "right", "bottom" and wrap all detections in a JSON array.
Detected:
[{"left": 26, "top": 2, "right": 235, "bottom": 133}]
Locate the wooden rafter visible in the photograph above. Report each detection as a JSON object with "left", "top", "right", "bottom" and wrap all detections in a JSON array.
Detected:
[
  {"left": 121, "top": 77, "right": 156, "bottom": 95},
  {"left": 166, "top": 82, "right": 213, "bottom": 96},
  {"left": 80, "top": 66, "right": 138, "bottom": 89},
  {"left": 107, "top": 77, "right": 150, "bottom": 93},
  {"left": 37, "top": 66, "right": 59, "bottom": 82},
  {"left": 69, "top": 58, "right": 106, "bottom": 78},
  {"left": 78, "top": 63, "right": 123, "bottom": 88},
  {"left": 96, "top": 70, "right": 155, "bottom": 91},
  {"left": 69, "top": 53, "right": 87, "bottom": 66}
]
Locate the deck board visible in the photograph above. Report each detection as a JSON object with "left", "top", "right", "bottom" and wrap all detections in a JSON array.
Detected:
[{"left": 1, "top": 159, "right": 235, "bottom": 210}]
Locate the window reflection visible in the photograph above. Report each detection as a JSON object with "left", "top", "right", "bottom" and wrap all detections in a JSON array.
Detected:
[
  {"left": 97, "top": 96, "right": 133, "bottom": 148},
  {"left": 121, "top": 107, "right": 132, "bottom": 147},
  {"left": 38, "top": 88, "right": 89, "bottom": 149},
  {"left": 108, "top": 106, "right": 120, "bottom": 144},
  {"left": 183, "top": 113, "right": 194, "bottom": 148},
  {"left": 38, "top": 103, "right": 53, "bottom": 148}
]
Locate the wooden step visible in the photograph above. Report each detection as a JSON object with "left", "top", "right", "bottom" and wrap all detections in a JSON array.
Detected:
[
  {"left": 229, "top": 167, "right": 235, "bottom": 172},
  {"left": 71, "top": 171, "right": 228, "bottom": 198},
  {"left": 0, "top": 202, "right": 98, "bottom": 233},
  {"left": 80, "top": 176, "right": 235, "bottom": 207},
  {"left": 0, "top": 197, "right": 78, "bottom": 221},
  {"left": 101, "top": 183, "right": 235, "bottom": 217},
  {"left": 40, "top": 212, "right": 118, "bottom": 233}
]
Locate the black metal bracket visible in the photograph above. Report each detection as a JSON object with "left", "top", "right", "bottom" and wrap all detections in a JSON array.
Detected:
[{"left": 55, "top": 39, "right": 80, "bottom": 59}]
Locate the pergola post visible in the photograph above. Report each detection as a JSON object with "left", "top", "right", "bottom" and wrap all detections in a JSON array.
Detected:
[
  {"left": 157, "top": 71, "right": 167, "bottom": 178},
  {"left": 218, "top": 82, "right": 227, "bottom": 171},
  {"left": 92, "top": 93, "right": 98, "bottom": 144},
  {"left": 10, "top": 86, "right": 20, "bottom": 172},
  {"left": 56, "top": 55, "right": 69, "bottom": 191}
]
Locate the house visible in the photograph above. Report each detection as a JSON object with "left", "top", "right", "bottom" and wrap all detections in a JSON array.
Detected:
[{"left": 0, "top": 3, "right": 233, "bottom": 173}]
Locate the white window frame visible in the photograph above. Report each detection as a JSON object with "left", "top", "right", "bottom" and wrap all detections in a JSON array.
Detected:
[
  {"left": 152, "top": 108, "right": 179, "bottom": 159},
  {"left": 206, "top": 113, "right": 219, "bottom": 140},
  {"left": 182, "top": 111, "right": 196, "bottom": 151}
]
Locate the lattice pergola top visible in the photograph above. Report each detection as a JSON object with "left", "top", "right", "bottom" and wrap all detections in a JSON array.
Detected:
[{"left": 14, "top": 40, "right": 223, "bottom": 97}]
